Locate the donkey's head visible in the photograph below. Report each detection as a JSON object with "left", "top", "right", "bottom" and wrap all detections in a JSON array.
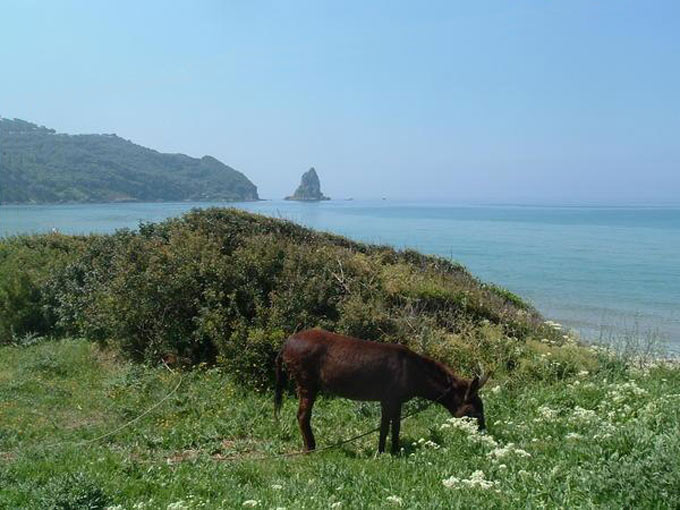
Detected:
[{"left": 443, "top": 369, "right": 490, "bottom": 430}]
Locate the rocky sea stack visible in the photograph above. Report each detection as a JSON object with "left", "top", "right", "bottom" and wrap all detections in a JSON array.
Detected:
[{"left": 285, "top": 167, "right": 330, "bottom": 201}]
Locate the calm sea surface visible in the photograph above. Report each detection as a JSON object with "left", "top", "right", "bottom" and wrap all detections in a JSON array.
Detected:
[{"left": 2, "top": 201, "right": 679, "bottom": 353}]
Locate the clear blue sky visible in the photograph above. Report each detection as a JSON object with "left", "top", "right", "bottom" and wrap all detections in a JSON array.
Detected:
[{"left": 2, "top": 0, "right": 679, "bottom": 203}]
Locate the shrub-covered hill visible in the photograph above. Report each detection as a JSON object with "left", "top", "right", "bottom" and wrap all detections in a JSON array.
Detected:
[
  {"left": 0, "top": 208, "right": 566, "bottom": 385},
  {"left": 0, "top": 117, "right": 259, "bottom": 204}
]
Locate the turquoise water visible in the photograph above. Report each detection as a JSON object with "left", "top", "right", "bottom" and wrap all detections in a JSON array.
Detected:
[{"left": 2, "top": 201, "right": 679, "bottom": 352}]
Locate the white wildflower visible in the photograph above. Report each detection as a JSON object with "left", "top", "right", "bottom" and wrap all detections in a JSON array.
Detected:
[
  {"left": 446, "top": 416, "right": 479, "bottom": 434},
  {"left": 570, "top": 406, "right": 597, "bottom": 423},
  {"left": 487, "top": 442, "right": 531, "bottom": 461},
  {"left": 242, "top": 501, "right": 260, "bottom": 508},
  {"left": 577, "top": 370, "right": 589, "bottom": 377},
  {"left": 623, "top": 381, "right": 648, "bottom": 396},
  {"left": 607, "top": 381, "right": 647, "bottom": 402},
  {"left": 271, "top": 484, "right": 283, "bottom": 490},
  {"left": 473, "top": 433, "right": 499, "bottom": 448},
  {"left": 442, "top": 476, "right": 460, "bottom": 488},
  {"left": 443, "top": 470, "right": 499, "bottom": 490},
  {"left": 386, "top": 495, "right": 403, "bottom": 506},
  {"left": 443, "top": 417, "right": 498, "bottom": 446},
  {"left": 608, "top": 390, "right": 625, "bottom": 404},
  {"left": 535, "top": 405, "right": 558, "bottom": 421},
  {"left": 466, "top": 470, "right": 498, "bottom": 489},
  {"left": 544, "top": 320, "right": 562, "bottom": 330},
  {"left": 565, "top": 432, "right": 583, "bottom": 440},
  {"left": 167, "top": 502, "right": 189, "bottom": 510},
  {"left": 491, "top": 385, "right": 501, "bottom": 394},
  {"left": 330, "top": 503, "right": 343, "bottom": 509}
]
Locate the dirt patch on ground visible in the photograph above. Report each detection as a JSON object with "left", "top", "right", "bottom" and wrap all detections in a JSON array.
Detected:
[
  {"left": 166, "top": 449, "right": 200, "bottom": 464},
  {"left": 64, "top": 415, "right": 106, "bottom": 430},
  {"left": 91, "top": 344, "right": 125, "bottom": 372},
  {"left": 0, "top": 451, "right": 16, "bottom": 462},
  {"left": 210, "top": 438, "right": 302, "bottom": 462},
  {"left": 165, "top": 438, "right": 295, "bottom": 463}
]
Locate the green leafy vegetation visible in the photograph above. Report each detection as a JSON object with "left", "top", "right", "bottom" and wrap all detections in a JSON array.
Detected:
[
  {"left": 0, "top": 118, "right": 259, "bottom": 204},
  {"left": 0, "top": 339, "right": 677, "bottom": 509},
  {"left": 0, "top": 208, "right": 562, "bottom": 386},
  {"left": 0, "top": 234, "right": 88, "bottom": 342}
]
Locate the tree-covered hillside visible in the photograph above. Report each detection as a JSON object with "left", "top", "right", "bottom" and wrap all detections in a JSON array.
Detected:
[{"left": 0, "top": 118, "right": 259, "bottom": 204}]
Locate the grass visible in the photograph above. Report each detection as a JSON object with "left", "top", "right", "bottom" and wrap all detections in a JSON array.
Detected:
[{"left": 1, "top": 338, "right": 679, "bottom": 509}]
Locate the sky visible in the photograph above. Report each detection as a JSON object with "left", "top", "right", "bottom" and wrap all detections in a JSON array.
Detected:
[{"left": 1, "top": 0, "right": 679, "bottom": 203}]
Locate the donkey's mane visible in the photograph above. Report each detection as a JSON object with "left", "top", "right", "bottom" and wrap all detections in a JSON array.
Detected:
[{"left": 407, "top": 348, "right": 468, "bottom": 390}]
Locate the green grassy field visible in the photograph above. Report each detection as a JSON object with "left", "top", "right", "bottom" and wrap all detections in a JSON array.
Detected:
[{"left": 1, "top": 338, "right": 678, "bottom": 509}]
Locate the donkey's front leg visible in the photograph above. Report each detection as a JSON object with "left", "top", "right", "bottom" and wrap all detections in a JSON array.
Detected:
[{"left": 390, "top": 401, "right": 402, "bottom": 454}]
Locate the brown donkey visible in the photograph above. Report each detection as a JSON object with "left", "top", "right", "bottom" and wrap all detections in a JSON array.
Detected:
[{"left": 274, "top": 329, "right": 489, "bottom": 454}]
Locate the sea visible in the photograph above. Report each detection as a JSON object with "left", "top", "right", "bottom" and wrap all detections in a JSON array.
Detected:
[{"left": 1, "top": 200, "right": 678, "bottom": 353}]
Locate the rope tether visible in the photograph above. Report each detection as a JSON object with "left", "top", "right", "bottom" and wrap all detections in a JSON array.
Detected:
[
  {"left": 9, "top": 378, "right": 450, "bottom": 462},
  {"left": 214, "top": 387, "right": 453, "bottom": 462}
]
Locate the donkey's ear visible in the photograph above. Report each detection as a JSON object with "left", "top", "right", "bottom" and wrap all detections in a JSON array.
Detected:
[
  {"left": 479, "top": 372, "right": 491, "bottom": 389},
  {"left": 476, "top": 362, "right": 491, "bottom": 390},
  {"left": 465, "top": 376, "right": 480, "bottom": 402}
]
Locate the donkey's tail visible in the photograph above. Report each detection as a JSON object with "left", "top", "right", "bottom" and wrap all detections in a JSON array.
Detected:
[{"left": 274, "top": 349, "right": 286, "bottom": 421}]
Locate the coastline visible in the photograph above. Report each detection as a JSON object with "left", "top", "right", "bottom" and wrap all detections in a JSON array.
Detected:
[{"left": 0, "top": 197, "right": 263, "bottom": 206}]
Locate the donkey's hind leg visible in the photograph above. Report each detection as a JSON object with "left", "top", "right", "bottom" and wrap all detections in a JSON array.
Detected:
[{"left": 297, "top": 389, "right": 317, "bottom": 451}]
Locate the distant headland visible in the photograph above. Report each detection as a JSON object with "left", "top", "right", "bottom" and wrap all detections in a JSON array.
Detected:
[{"left": 0, "top": 117, "right": 259, "bottom": 204}]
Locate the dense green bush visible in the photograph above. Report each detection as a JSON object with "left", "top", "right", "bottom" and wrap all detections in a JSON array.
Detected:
[
  {"left": 1, "top": 208, "right": 563, "bottom": 385},
  {"left": 0, "top": 234, "right": 85, "bottom": 343}
]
